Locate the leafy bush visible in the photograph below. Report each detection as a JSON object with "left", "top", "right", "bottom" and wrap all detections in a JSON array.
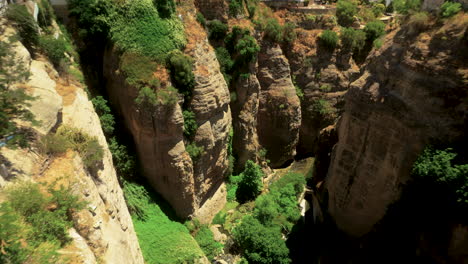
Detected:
[
  {"left": 408, "top": 12, "right": 430, "bottom": 32},
  {"left": 38, "top": 133, "right": 70, "bottom": 155},
  {"left": 6, "top": 4, "right": 39, "bottom": 55},
  {"left": 393, "top": 0, "right": 421, "bottom": 14},
  {"left": 295, "top": 85, "right": 304, "bottom": 100},
  {"left": 212, "top": 211, "right": 227, "bottom": 225},
  {"left": 372, "top": 3, "right": 386, "bottom": 17},
  {"left": 319, "top": 30, "right": 339, "bottom": 50},
  {"left": 440, "top": 1, "right": 462, "bottom": 18},
  {"left": 56, "top": 126, "right": 104, "bottom": 170},
  {"left": 283, "top": 22, "right": 297, "bottom": 44},
  {"left": 91, "top": 96, "right": 115, "bottom": 135},
  {"left": 235, "top": 35, "right": 260, "bottom": 63},
  {"left": 136, "top": 86, "right": 158, "bottom": 107},
  {"left": 38, "top": 0, "right": 55, "bottom": 29},
  {"left": 264, "top": 18, "right": 283, "bottom": 42},
  {"left": 183, "top": 110, "right": 198, "bottom": 139},
  {"left": 194, "top": 226, "right": 223, "bottom": 260},
  {"left": 120, "top": 52, "right": 159, "bottom": 88},
  {"left": 412, "top": 147, "right": 468, "bottom": 206},
  {"left": 39, "top": 36, "right": 69, "bottom": 68},
  {"left": 358, "top": 7, "right": 376, "bottom": 23},
  {"left": 196, "top": 12, "right": 207, "bottom": 27},
  {"left": 364, "top": 20, "right": 386, "bottom": 42},
  {"left": 236, "top": 160, "right": 264, "bottom": 203},
  {"left": 229, "top": 0, "right": 243, "bottom": 17},
  {"left": 109, "top": 137, "right": 136, "bottom": 179},
  {"left": 68, "top": 0, "right": 111, "bottom": 37},
  {"left": 233, "top": 215, "right": 290, "bottom": 264},
  {"left": 123, "top": 182, "right": 205, "bottom": 263},
  {"left": 208, "top": 20, "right": 229, "bottom": 40},
  {"left": 215, "top": 47, "right": 234, "bottom": 83},
  {"left": 167, "top": 51, "right": 195, "bottom": 97},
  {"left": 340, "top": 27, "right": 366, "bottom": 51},
  {"left": 154, "top": 0, "right": 176, "bottom": 18},
  {"left": 336, "top": 0, "right": 358, "bottom": 27},
  {"left": 227, "top": 174, "right": 242, "bottom": 201},
  {"left": 312, "top": 99, "right": 333, "bottom": 116},
  {"left": 320, "top": 84, "right": 332, "bottom": 92},
  {"left": 186, "top": 142, "right": 204, "bottom": 161},
  {"left": 157, "top": 86, "right": 179, "bottom": 106}
]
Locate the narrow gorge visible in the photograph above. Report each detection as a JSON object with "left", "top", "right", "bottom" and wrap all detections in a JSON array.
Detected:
[{"left": 0, "top": 0, "right": 466, "bottom": 263}]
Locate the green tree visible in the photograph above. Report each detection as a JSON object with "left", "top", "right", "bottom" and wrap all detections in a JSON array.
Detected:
[
  {"left": 319, "top": 30, "right": 339, "bottom": 50},
  {"left": 229, "top": 0, "right": 243, "bottom": 17},
  {"left": 364, "top": 20, "right": 386, "bottom": 42},
  {"left": 167, "top": 51, "right": 195, "bottom": 97},
  {"left": 336, "top": 0, "right": 358, "bottom": 27},
  {"left": 233, "top": 215, "right": 291, "bottom": 264},
  {"left": 340, "top": 27, "right": 366, "bottom": 51},
  {"left": 183, "top": 110, "right": 198, "bottom": 139},
  {"left": 208, "top": 20, "right": 229, "bottom": 40},
  {"left": 412, "top": 147, "right": 468, "bottom": 206},
  {"left": 109, "top": 137, "right": 136, "bottom": 179},
  {"left": 91, "top": 96, "right": 115, "bottom": 135},
  {"left": 235, "top": 35, "right": 260, "bottom": 63},
  {"left": 236, "top": 160, "right": 263, "bottom": 203},
  {"left": 0, "top": 41, "right": 37, "bottom": 148}
]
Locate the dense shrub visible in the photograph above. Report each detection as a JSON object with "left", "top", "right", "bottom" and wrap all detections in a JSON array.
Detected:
[
  {"left": 372, "top": 2, "right": 386, "bottom": 17},
  {"left": 393, "top": 0, "right": 421, "bottom": 14},
  {"left": 233, "top": 216, "right": 290, "bottom": 264},
  {"left": 123, "top": 182, "right": 205, "bottom": 263},
  {"left": 340, "top": 27, "right": 366, "bottom": 51},
  {"left": 235, "top": 35, "right": 260, "bottom": 63},
  {"left": 167, "top": 51, "right": 195, "bottom": 97},
  {"left": 154, "top": 0, "right": 176, "bottom": 18},
  {"left": 91, "top": 96, "right": 115, "bottom": 135},
  {"left": 227, "top": 174, "right": 242, "bottom": 201},
  {"left": 186, "top": 142, "right": 204, "bottom": 161},
  {"left": 364, "top": 20, "right": 386, "bottom": 42},
  {"left": 236, "top": 160, "right": 264, "bottom": 203},
  {"left": 38, "top": 0, "right": 55, "bottom": 29},
  {"left": 39, "top": 36, "right": 69, "bottom": 68},
  {"left": 319, "top": 30, "right": 339, "bottom": 50},
  {"left": 120, "top": 52, "right": 159, "bottom": 88},
  {"left": 336, "top": 0, "right": 358, "bottom": 27},
  {"left": 68, "top": 0, "right": 111, "bottom": 37},
  {"left": 6, "top": 4, "right": 39, "bottom": 55},
  {"left": 270, "top": 172, "right": 306, "bottom": 197},
  {"left": 38, "top": 133, "right": 70, "bottom": 155},
  {"left": 412, "top": 147, "right": 468, "bottom": 206},
  {"left": 183, "top": 110, "right": 198, "bottom": 139},
  {"left": 264, "top": 18, "right": 283, "bottom": 42},
  {"left": 283, "top": 22, "right": 297, "bottom": 44},
  {"left": 157, "top": 86, "right": 179, "bottom": 106},
  {"left": 208, "top": 20, "right": 229, "bottom": 40},
  {"left": 215, "top": 47, "right": 234, "bottom": 83},
  {"left": 229, "top": 0, "right": 243, "bottom": 17},
  {"left": 440, "top": 1, "right": 462, "bottom": 17},
  {"left": 196, "top": 12, "right": 207, "bottom": 27},
  {"left": 312, "top": 99, "right": 333, "bottom": 117},
  {"left": 194, "top": 226, "right": 223, "bottom": 260},
  {"left": 109, "top": 137, "right": 136, "bottom": 178},
  {"left": 55, "top": 126, "right": 104, "bottom": 170}
]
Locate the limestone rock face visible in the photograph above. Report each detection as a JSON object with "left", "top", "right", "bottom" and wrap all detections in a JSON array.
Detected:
[
  {"left": 324, "top": 18, "right": 468, "bottom": 237},
  {"left": 232, "top": 73, "right": 261, "bottom": 171},
  {"left": 103, "top": 46, "right": 196, "bottom": 218},
  {"left": 256, "top": 41, "right": 301, "bottom": 168},
  {"left": 190, "top": 33, "right": 231, "bottom": 221}
]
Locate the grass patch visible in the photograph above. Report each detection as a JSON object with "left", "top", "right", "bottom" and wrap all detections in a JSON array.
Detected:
[{"left": 123, "top": 181, "right": 205, "bottom": 264}]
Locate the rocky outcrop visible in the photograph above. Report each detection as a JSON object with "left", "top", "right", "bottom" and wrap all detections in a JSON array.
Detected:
[
  {"left": 0, "top": 26, "right": 144, "bottom": 263},
  {"left": 103, "top": 11, "right": 231, "bottom": 220},
  {"left": 231, "top": 72, "right": 261, "bottom": 171},
  {"left": 324, "top": 16, "right": 468, "bottom": 237},
  {"left": 256, "top": 41, "right": 301, "bottom": 168}
]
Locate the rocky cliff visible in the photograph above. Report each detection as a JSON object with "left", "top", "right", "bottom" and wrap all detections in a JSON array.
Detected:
[
  {"left": 324, "top": 14, "right": 468, "bottom": 237},
  {"left": 103, "top": 9, "right": 231, "bottom": 221},
  {"left": 0, "top": 22, "right": 144, "bottom": 264}
]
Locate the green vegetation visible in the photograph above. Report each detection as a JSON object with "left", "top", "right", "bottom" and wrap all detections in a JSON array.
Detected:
[
  {"left": 0, "top": 41, "right": 37, "bottom": 148},
  {"left": 227, "top": 174, "right": 243, "bottom": 201},
  {"left": 295, "top": 85, "right": 304, "bottom": 100},
  {"left": 123, "top": 182, "right": 205, "bottom": 263},
  {"left": 193, "top": 225, "right": 223, "bottom": 261},
  {"left": 319, "top": 30, "right": 339, "bottom": 50},
  {"left": 319, "top": 84, "right": 332, "bottom": 92},
  {"left": 233, "top": 216, "right": 290, "bottom": 264},
  {"left": 208, "top": 20, "right": 229, "bottom": 40},
  {"left": 91, "top": 96, "right": 116, "bottom": 135},
  {"left": 186, "top": 142, "right": 204, "bottom": 161},
  {"left": 136, "top": 86, "right": 158, "bottom": 107},
  {"left": 108, "top": 137, "right": 136, "bottom": 179},
  {"left": 312, "top": 99, "right": 333, "bottom": 116},
  {"left": 0, "top": 181, "right": 85, "bottom": 263},
  {"left": 39, "top": 36, "right": 68, "bottom": 68},
  {"left": 229, "top": 0, "right": 244, "bottom": 17},
  {"left": 236, "top": 34, "right": 261, "bottom": 63},
  {"left": 371, "top": 2, "right": 386, "bottom": 17},
  {"left": 393, "top": 0, "right": 421, "bottom": 14},
  {"left": 412, "top": 147, "right": 468, "bottom": 206},
  {"left": 38, "top": 0, "right": 55, "bottom": 29},
  {"left": 340, "top": 27, "right": 366, "bottom": 52},
  {"left": 154, "top": 0, "right": 176, "bottom": 18},
  {"left": 196, "top": 12, "right": 207, "bottom": 27},
  {"left": 336, "top": 0, "right": 358, "bottom": 27},
  {"left": 440, "top": 1, "right": 462, "bottom": 18},
  {"left": 167, "top": 51, "right": 195, "bottom": 97},
  {"left": 236, "top": 160, "right": 264, "bottom": 203},
  {"left": 183, "top": 110, "right": 198, "bottom": 139},
  {"left": 364, "top": 20, "right": 386, "bottom": 42},
  {"left": 215, "top": 47, "right": 234, "bottom": 83},
  {"left": 262, "top": 19, "right": 297, "bottom": 44},
  {"left": 408, "top": 12, "right": 430, "bottom": 32},
  {"left": 6, "top": 4, "right": 39, "bottom": 55},
  {"left": 121, "top": 52, "right": 159, "bottom": 88}
]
